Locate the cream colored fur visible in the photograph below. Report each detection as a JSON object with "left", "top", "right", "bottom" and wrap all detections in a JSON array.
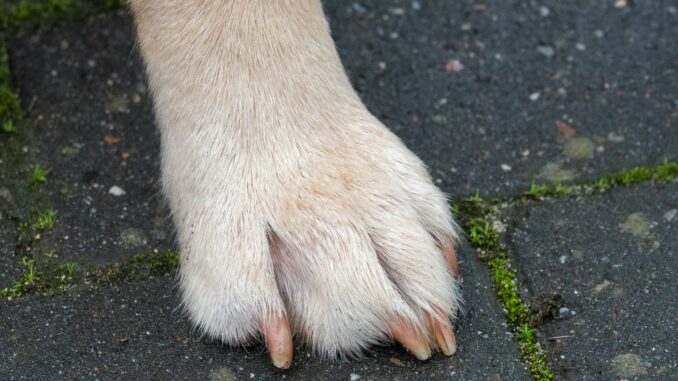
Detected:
[{"left": 129, "top": 0, "right": 461, "bottom": 357}]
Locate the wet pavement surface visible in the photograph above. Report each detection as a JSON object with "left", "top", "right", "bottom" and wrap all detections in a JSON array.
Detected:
[
  {"left": 0, "top": 246, "right": 528, "bottom": 381},
  {"left": 508, "top": 182, "right": 678, "bottom": 380},
  {"left": 1, "top": 0, "right": 677, "bottom": 380}
]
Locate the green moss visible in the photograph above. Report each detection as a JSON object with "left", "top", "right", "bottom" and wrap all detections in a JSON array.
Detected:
[
  {"left": 0, "top": 86, "right": 21, "bottom": 122},
  {"left": 523, "top": 160, "right": 678, "bottom": 200},
  {"left": 0, "top": 40, "right": 22, "bottom": 127},
  {"left": 455, "top": 159, "right": 678, "bottom": 379},
  {"left": 0, "top": 250, "right": 180, "bottom": 299},
  {"left": 2, "top": 119, "right": 17, "bottom": 133},
  {"left": 31, "top": 208, "right": 56, "bottom": 229},
  {"left": 29, "top": 163, "right": 50, "bottom": 187},
  {"left": 0, "top": 0, "right": 124, "bottom": 28},
  {"left": 457, "top": 196, "right": 553, "bottom": 380}
]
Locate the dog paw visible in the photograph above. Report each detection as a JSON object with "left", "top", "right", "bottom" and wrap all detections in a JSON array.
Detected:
[
  {"left": 165, "top": 113, "right": 461, "bottom": 367},
  {"left": 130, "top": 0, "right": 461, "bottom": 368}
]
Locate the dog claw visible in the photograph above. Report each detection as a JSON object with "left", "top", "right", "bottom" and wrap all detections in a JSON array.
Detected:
[
  {"left": 390, "top": 321, "right": 432, "bottom": 360},
  {"left": 432, "top": 317, "right": 457, "bottom": 356},
  {"left": 262, "top": 314, "right": 293, "bottom": 369}
]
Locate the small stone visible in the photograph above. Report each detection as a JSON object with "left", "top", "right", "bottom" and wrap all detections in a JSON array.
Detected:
[
  {"left": 0, "top": 187, "right": 15, "bottom": 207},
  {"left": 663, "top": 209, "right": 677, "bottom": 222},
  {"left": 593, "top": 280, "right": 611, "bottom": 294},
  {"left": 389, "top": 357, "right": 406, "bottom": 367},
  {"left": 529, "top": 92, "right": 541, "bottom": 101},
  {"left": 350, "top": 374, "right": 361, "bottom": 381},
  {"left": 614, "top": 0, "right": 627, "bottom": 9},
  {"left": 352, "top": 3, "right": 367, "bottom": 14},
  {"left": 431, "top": 115, "right": 448, "bottom": 124},
  {"left": 607, "top": 132, "right": 625, "bottom": 142},
  {"left": 389, "top": 7, "right": 405, "bottom": 15},
  {"left": 537, "top": 45, "right": 555, "bottom": 57},
  {"left": 501, "top": 164, "right": 512, "bottom": 172},
  {"left": 445, "top": 59, "right": 464, "bottom": 72},
  {"left": 109, "top": 186, "right": 126, "bottom": 197},
  {"left": 411, "top": 1, "right": 422, "bottom": 11},
  {"left": 539, "top": 6, "right": 550, "bottom": 17},
  {"left": 556, "top": 121, "right": 577, "bottom": 138},
  {"left": 559, "top": 255, "right": 567, "bottom": 264},
  {"left": 559, "top": 307, "right": 570, "bottom": 317}
]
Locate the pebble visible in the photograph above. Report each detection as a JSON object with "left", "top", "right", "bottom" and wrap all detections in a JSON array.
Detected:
[
  {"left": 537, "top": 45, "right": 555, "bottom": 57},
  {"left": 109, "top": 185, "right": 126, "bottom": 196},
  {"left": 500, "top": 164, "right": 512, "bottom": 172},
  {"left": 614, "top": 0, "right": 628, "bottom": 9},
  {"left": 663, "top": 209, "right": 677, "bottom": 222},
  {"left": 350, "top": 373, "right": 361, "bottom": 381},
  {"left": 445, "top": 59, "right": 464, "bottom": 72},
  {"left": 607, "top": 132, "right": 625, "bottom": 142},
  {"left": 529, "top": 92, "right": 541, "bottom": 101},
  {"left": 389, "top": 7, "right": 405, "bottom": 16},
  {"left": 593, "top": 280, "right": 611, "bottom": 294},
  {"left": 559, "top": 255, "right": 568, "bottom": 264},
  {"left": 559, "top": 307, "right": 570, "bottom": 317},
  {"left": 352, "top": 3, "right": 367, "bottom": 14}
]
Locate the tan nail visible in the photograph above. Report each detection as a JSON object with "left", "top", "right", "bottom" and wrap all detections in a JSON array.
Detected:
[
  {"left": 433, "top": 319, "right": 457, "bottom": 356},
  {"left": 262, "top": 314, "right": 293, "bottom": 369},
  {"left": 390, "top": 321, "right": 432, "bottom": 361}
]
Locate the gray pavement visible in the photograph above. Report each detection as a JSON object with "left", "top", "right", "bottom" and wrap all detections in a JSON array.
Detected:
[
  {"left": 508, "top": 182, "right": 678, "bottom": 380},
  {"left": 0, "top": 247, "right": 529, "bottom": 381},
  {"left": 0, "top": 0, "right": 677, "bottom": 380}
]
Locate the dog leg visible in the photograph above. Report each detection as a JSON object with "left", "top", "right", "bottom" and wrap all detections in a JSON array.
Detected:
[{"left": 129, "top": 0, "right": 461, "bottom": 368}]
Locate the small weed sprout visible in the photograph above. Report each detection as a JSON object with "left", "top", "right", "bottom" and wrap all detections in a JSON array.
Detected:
[
  {"left": 468, "top": 218, "right": 492, "bottom": 246},
  {"left": 43, "top": 250, "right": 57, "bottom": 258},
  {"left": 466, "top": 191, "right": 482, "bottom": 204},
  {"left": 594, "top": 178, "right": 610, "bottom": 191},
  {"left": 2, "top": 120, "right": 16, "bottom": 133},
  {"left": 554, "top": 184, "right": 568, "bottom": 196},
  {"left": 64, "top": 262, "right": 76, "bottom": 275},
  {"left": 32, "top": 209, "right": 57, "bottom": 230},
  {"left": 527, "top": 182, "right": 548, "bottom": 197},
  {"left": 30, "top": 164, "right": 50, "bottom": 187},
  {"left": 21, "top": 257, "right": 38, "bottom": 283}
]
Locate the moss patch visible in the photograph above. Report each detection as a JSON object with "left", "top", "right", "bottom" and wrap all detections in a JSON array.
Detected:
[
  {"left": 457, "top": 196, "right": 553, "bottom": 380},
  {"left": 457, "top": 160, "right": 678, "bottom": 379},
  {"left": 0, "top": 250, "right": 179, "bottom": 299},
  {"left": 524, "top": 160, "right": 678, "bottom": 200},
  {"left": 0, "top": 39, "right": 21, "bottom": 127},
  {"left": 0, "top": 0, "right": 124, "bottom": 28}
]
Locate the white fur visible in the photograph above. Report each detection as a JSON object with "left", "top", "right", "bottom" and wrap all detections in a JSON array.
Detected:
[{"left": 129, "top": 0, "right": 461, "bottom": 357}]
